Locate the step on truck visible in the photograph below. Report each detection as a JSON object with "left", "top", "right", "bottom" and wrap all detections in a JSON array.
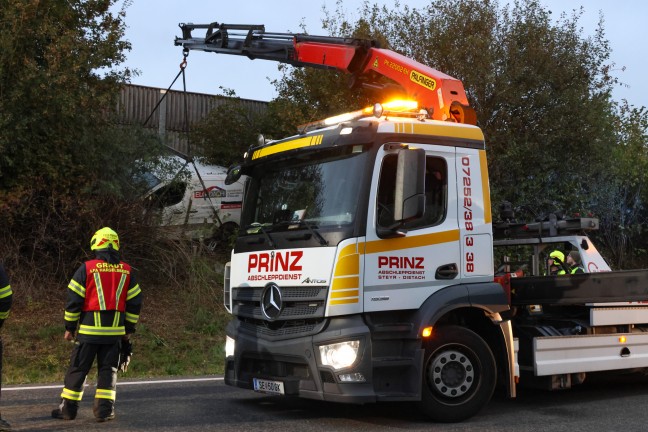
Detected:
[{"left": 175, "top": 22, "right": 648, "bottom": 422}]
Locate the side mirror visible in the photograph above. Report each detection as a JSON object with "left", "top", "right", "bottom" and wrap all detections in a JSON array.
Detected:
[
  {"left": 225, "top": 165, "right": 242, "bottom": 185},
  {"left": 394, "top": 148, "right": 425, "bottom": 222}
]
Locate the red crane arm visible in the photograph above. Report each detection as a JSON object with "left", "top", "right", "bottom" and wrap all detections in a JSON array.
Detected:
[
  {"left": 294, "top": 41, "right": 471, "bottom": 121},
  {"left": 175, "top": 23, "right": 475, "bottom": 123}
]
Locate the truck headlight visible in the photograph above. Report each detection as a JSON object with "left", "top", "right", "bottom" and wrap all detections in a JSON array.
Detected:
[
  {"left": 225, "top": 335, "right": 235, "bottom": 358},
  {"left": 318, "top": 340, "right": 360, "bottom": 370}
]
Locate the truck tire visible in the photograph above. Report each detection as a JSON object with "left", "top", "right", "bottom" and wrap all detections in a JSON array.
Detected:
[{"left": 417, "top": 325, "right": 496, "bottom": 422}]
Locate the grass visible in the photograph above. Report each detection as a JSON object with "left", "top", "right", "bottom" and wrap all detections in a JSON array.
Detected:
[{"left": 2, "top": 254, "right": 231, "bottom": 384}]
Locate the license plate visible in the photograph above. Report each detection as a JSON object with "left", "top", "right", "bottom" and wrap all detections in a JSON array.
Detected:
[{"left": 253, "top": 378, "right": 285, "bottom": 395}]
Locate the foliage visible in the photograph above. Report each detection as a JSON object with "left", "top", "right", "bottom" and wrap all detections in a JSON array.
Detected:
[
  {"left": 0, "top": 0, "right": 134, "bottom": 192},
  {"left": 189, "top": 88, "right": 266, "bottom": 167},
  {"left": 593, "top": 102, "right": 648, "bottom": 268},
  {"left": 0, "top": 1, "right": 179, "bottom": 279}
]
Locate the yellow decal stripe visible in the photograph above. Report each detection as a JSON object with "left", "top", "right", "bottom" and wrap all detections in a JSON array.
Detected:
[
  {"left": 252, "top": 135, "right": 324, "bottom": 160},
  {"left": 332, "top": 276, "right": 359, "bottom": 290},
  {"left": 339, "top": 243, "right": 357, "bottom": 257},
  {"left": 331, "top": 289, "right": 359, "bottom": 299},
  {"left": 330, "top": 298, "right": 359, "bottom": 305},
  {"left": 392, "top": 123, "right": 485, "bottom": 142},
  {"left": 333, "top": 254, "right": 360, "bottom": 277},
  {"left": 479, "top": 150, "right": 492, "bottom": 223},
  {"left": 365, "top": 230, "right": 460, "bottom": 254},
  {"left": 412, "top": 124, "right": 484, "bottom": 141}
]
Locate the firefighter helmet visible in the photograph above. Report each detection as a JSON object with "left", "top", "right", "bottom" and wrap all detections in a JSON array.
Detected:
[
  {"left": 90, "top": 227, "right": 120, "bottom": 251},
  {"left": 549, "top": 250, "right": 564, "bottom": 263}
]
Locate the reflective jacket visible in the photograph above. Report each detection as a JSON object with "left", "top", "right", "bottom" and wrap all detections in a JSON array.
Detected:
[
  {"left": 570, "top": 266, "right": 585, "bottom": 274},
  {"left": 64, "top": 250, "right": 142, "bottom": 344}
]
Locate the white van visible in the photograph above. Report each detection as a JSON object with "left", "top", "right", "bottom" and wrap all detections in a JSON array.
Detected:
[{"left": 142, "top": 157, "right": 246, "bottom": 244}]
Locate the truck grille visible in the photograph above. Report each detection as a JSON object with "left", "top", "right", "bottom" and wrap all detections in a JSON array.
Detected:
[
  {"left": 239, "top": 318, "right": 326, "bottom": 339},
  {"left": 232, "top": 285, "right": 328, "bottom": 340}
]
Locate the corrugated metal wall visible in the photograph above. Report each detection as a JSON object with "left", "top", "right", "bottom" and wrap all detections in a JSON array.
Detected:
[{"left": 117, "top": 84, "right": 268, "bottom": 155}]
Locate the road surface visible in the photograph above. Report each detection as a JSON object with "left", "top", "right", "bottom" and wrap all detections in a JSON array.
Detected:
[{"left": 2, "top": 373, "right": 648, "bottom": 431}]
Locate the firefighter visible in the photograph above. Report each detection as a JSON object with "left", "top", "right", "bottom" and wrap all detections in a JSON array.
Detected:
[
  {"left": 0, "top": 263, "right": 13, "bottom": 432},
  {"left": 52, "top": 227, "right": 142, "bottom": 422},
  {"left": 547, "top": 250, "right": 567, "bottom": 275}
]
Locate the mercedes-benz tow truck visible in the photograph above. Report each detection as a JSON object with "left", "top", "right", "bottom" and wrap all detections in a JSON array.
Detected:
[{"left": 175, "top": 22, "right": 648, "bottom": 422}]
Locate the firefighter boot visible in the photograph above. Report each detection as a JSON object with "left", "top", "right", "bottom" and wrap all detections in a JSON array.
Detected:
[
  {"left": 93, "top": 398, "right": 115, "bottom": 422},
  {"left": 51, "top": 399, "right": 78, "bottom": 420}
]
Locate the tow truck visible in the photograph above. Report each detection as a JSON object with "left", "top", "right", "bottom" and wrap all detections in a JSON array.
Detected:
[{"left": 175, "top": 22, "right": 648, "bottom": 422}]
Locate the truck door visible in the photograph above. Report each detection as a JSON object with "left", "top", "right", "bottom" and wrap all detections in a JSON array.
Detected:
[
  {"left": 455, "top": 149, "right": 493, "bottom": 281},
  {"left": 363, "top": 144, "right": 460, "bottom": 312}
]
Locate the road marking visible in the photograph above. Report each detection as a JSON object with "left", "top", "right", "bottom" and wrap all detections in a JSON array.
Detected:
[{"left": 3, "top": 376, "right": 224, "bottom": 392}]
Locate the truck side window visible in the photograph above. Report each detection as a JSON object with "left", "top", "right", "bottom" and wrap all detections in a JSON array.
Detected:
[
  {"left": 376, "top": 155, "right": 447, "bottom": 230},
  {"left": 376, "top": 155, "right": 397, "bottom": 227}
]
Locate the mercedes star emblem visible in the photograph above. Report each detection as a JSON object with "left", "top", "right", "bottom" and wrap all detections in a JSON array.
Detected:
[{"left": 261, "top": 283, "right": 283, "bottom": 320}]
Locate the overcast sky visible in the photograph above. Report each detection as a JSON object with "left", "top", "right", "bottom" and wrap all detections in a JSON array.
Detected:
[{"left": 117, "top": 0, "right": 646, "bottom": 109}]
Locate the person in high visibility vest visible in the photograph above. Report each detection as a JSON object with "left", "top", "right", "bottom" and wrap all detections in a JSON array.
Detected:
[
  {"left": 547, "top": 250, "right": 568, "bottom": 275},
  {"left": 567, "top": 251, "right": 585, "bottom": 274},
  {"left": 0, "top": 263, "right": 13, "bottom": 432},
  {"left": 52, "top": 227, "right": 142, "bottom": 422}
]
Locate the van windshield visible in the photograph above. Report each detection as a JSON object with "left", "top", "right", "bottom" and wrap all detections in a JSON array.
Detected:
[{"left": 242, "top": 145, "right": 368, "bottom": 232}]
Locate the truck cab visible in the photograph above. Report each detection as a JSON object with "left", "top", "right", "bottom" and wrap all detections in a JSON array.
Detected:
[{"left": 223, "top": 102, "right": 515, "bottom": 422}]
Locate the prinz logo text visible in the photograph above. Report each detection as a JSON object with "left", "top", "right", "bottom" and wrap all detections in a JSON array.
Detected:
[
  {"left": 248, "top": 251, "right": 303, "bottom": 272},
  {"left": 378, "top": 256, "right": 424, "bottom": 269}
]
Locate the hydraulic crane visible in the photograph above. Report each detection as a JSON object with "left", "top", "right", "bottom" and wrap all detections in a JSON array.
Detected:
[{"left": 174, "top": 22, "right": 476, "bottom": 124}]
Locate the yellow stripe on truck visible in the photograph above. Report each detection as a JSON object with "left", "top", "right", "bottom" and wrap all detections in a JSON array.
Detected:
[
  {"left": 479, "top": 150, "right": 492, "bottom": 224},
  {"left": 332, "top": 276, "right": 359, "bottom": 290},
  {"left": 330, "top": 298, "right": 360, "bottom": 305},
  {"left": 252, "top": 134, "right": 324, "bottom": 160},
  {"left": 331, "top": 289, "right": 360, "bottom": 299},
  {"left": 331, "top": 243, "right": 361, "bottom": 304},
  {"left": 364, "top": 230, "right": 460, "bottom": 254},
  {"left": 334, "top": 254, "right": 360, "bottom": 277},
  {"left": 393, "top": 123, "right": 485, "bottom": 142}
]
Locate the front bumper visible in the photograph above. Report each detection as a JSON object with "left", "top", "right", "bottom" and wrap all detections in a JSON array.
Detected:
[{"left": 224, "top": 314, "right": 377, "bottom": 403}]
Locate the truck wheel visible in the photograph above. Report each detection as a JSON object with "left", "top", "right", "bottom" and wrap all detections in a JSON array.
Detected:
[{"left": 417, "top": 325, "right": 496, "bottom": 422}]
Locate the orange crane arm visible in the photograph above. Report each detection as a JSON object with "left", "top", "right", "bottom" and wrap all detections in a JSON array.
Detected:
[{"left": 175, "top": 22, "right": 475, "bottom": 123}]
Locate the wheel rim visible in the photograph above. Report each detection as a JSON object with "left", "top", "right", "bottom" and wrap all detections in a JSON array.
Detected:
[{"left": 427, "top": 348, "right": 475, "bottom": 398}]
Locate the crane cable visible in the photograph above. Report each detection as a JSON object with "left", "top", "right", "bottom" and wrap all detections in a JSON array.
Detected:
[{"left": 142, "top": 49, "right": 225, "bottom": 240}]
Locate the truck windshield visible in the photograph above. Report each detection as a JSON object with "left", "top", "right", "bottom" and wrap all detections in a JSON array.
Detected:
[{"left": 242, "top": 145, "right": 368, "bottom": 232}]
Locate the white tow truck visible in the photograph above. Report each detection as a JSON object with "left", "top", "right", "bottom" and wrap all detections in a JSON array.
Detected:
[{"left": 175, "top": 22, "right": 648, "bottom": 422}]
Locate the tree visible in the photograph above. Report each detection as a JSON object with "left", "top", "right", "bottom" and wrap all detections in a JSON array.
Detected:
[
  {"left": 0, "top": 1, "right": 170, "bottom": 279},
  {"left": 593, "top": 102, "right": 648, "bottom": 268},
  {"left": 0, "top": 0, "right": 137, "bottom": 191},
  {"left": 189, "top": 89, "right": 266, "bottom": 167}
]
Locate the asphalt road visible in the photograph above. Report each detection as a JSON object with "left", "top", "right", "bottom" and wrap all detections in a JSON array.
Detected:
[{"left": 2, "top": 372, "right": 648, "bottom": 431}]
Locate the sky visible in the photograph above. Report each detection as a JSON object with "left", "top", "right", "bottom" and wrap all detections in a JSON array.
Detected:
[{"left": 116, "top": 0, "right": 647, "bottom": 109}]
